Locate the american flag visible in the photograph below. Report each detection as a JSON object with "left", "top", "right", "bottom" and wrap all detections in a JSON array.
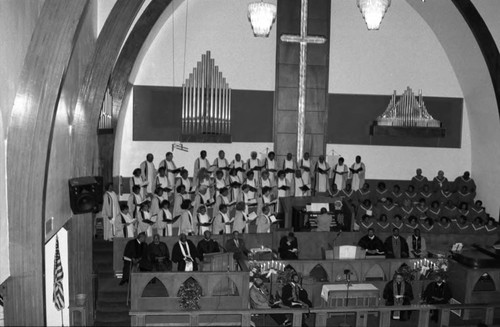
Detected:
[{"left": 53, "top": 235, "right": 65, "bottom": 311}]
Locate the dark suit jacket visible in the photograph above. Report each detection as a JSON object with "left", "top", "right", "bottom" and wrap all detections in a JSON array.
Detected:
[
  {"left": 383, "top": 281, "right": 414, "bottom": 306},
  {"left": 225, "top": 238, "right": 248, "bottom": 260},
  {"left": 123, "top": 239, "right": 149, "bottom": 269},
  {"left": 278, "top": 236, "right": 298, "bottom": 259},
  {"left": 281, "top": 283, "right": 313, "bottom": 308}
]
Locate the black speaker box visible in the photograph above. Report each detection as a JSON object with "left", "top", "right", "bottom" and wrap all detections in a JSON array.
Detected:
[{"left": 68, "top": 176, "right": 103, "bottom": 214}]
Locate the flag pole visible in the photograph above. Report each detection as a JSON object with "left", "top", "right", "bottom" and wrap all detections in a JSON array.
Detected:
[{"left": 61, "top": 309, "right": 64, "bottom": 327}]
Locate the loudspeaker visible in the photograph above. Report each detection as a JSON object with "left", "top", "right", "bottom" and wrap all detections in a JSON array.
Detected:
[{"left": 68, "top": 176, "right": 102, "bottom": 214}]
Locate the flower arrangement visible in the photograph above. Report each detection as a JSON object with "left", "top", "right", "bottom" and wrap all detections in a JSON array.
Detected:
[{"left": 177, "top": 279, "right": 203, "bottom": 311}]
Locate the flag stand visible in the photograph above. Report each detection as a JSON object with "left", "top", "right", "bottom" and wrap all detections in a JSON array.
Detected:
[{"left": 61, "top": 310, "right": 64, "bottom": 327}]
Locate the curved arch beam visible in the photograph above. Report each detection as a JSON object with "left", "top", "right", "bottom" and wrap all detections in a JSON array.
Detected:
[
  {"left": 110, "top": 0, "right": 174, "bottom": 128},
  {"left": 5, "top": 1, "right": 89, "bottom": 325},
  {"left": 71, "top": 0, "right": 145, "bottom": 177}
]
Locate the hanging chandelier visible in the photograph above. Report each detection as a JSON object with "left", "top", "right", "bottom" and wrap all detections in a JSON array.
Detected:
[
  {"left": 357, "top": 0, "right": 391, "bottom": 30},
  {"left": 247, "top": 0, "right": 277, "bottom": 37}
]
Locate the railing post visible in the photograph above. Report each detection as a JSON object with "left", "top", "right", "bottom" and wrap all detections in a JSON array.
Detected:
[
  {"left": 485, "top": 306, "right": 494, "bottom": 325},
  {"left": 242, "top": 313, "right": 252, "bottom": 326},
  {"left": 292, "top": 312, "right": 303, "bottom": 327},
  {"left": 356, "top": 310, "right": 368, "bottom": 327},
  {"left": 379, "top": 310, "right": 391, "bottom": 326},
  {"left": 418, "top": 307, "right": 430, "bottom": 327},
  {"left": 190, "top": 313, "right": 199, "bottom": 326},
  {"left": 440, "top": 308, "right": 450, "bottom": 327},
  {"left": 315, "top": 312, "right": 327, "bottom": 326},
  {"left": 131, "top": 314, "right": 145, "bottom": 327}
]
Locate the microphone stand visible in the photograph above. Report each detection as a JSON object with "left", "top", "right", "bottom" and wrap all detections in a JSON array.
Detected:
[{"left": 340, "top": 269, "right": 352, "bottom": 327}]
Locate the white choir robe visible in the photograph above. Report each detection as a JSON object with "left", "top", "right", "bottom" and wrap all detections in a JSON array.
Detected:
[
  {"left": 213, "top": 212, "right": 231, "bottom": 235},
  {"left": 294, "top": 177, "right": 311, "bottom": 197},
  {"left": 214, "top": 194, "right": 231, "bottom": 220},
  {"left": 158, "top": 208, "right": 173, "bottom": 236},
  {"left": 140, "top": 161, "right": 156, "bottom": 194},
  {"left": 332, "top": 164, "right": 348, "bottom": 191},
  {"left": 102, "top": 191, "right": 120, "bottom": 240},
  {"left": 179, "top": 210, "right": 195, "bottom": 235},
  {"left": 193, "top": 191, "right": 213, "bottom": 219},
  {"left": 160, "top": 159, "right": 178, "bottom": 188},
  {"left": 231, "top": 159, "right": 245, "bottom": 182},
  {"left": 277, "top": 177, "right": 289, "bottom": 198},
  {"left": 197, "top": 212, "right": 212, "bottom": 235},
  {"left": 156, "top": 175, "right": 170, "bottom": 191},
  {"left": 193, "top": 157, "right": 210, "bottom": 183},
  {"left": 131, "top": 176, "right": 148, "bottom": 199},
  {"left": 214, "top": 157, "right": 229, "bottom": 179},
  {"left": 265, "top": 158, "right": 277, "bottom": 183},
  {"left": 230, "top": 175, "right": 242, "bottom": 202},
  {"left": 350, "top": 162, "right": 365, "bottom": 191},
  {"left": 315, "top": 161, "right": 330, "bottom": 193},
  {"left": 283, "top": 159, "right": 296, "bottom": 187},
  {"left": 176, "top": 177, "right": 193, "bottom": 194},
  {"left": 214, "top": 177, "right": 227, "bottom": 197},
  {"left": 245, "top": 178, "right": 258, "bottom": 200},
  {"left": 247, "top": 158, "right": 261, "bottom": 180},
  {"left": 300, "top": 158, "right": 312, "bottom": 184},
  {"left": 120, "top": 212, "right": 136, "bottom": 238},
  {"left": 150, "top": 195, "right": 163, "bottom": 230},
  {"left": 138, "top": 210, "right": 154, "bottom": 237}
]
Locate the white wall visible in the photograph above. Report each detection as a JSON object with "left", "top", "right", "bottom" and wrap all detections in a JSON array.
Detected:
[
  {"left": 45, "top": 229, "right": 70, "bottom": 327},
  {"left": 116, "top": 0, "right": 472, "bottom": 187},
  {"left": 327, "top": 0, "right": 471, "bottom": 181}
]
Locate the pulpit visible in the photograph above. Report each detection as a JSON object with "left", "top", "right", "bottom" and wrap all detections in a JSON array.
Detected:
[
  {"left": 333, "top": 246, "right": 365, "bottom": 259},
  {"left": 321, "top": 283, "right": 379, "bottom": 308}
]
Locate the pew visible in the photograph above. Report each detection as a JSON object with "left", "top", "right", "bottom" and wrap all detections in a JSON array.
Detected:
[{"left": 113, "top": 232, "right": 500, "bottom": 275}]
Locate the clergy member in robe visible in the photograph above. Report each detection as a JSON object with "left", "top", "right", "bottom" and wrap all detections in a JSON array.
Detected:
[
  {"left": 357, "top": 228, "right": 385, "bottom": 256},
  {"left": 102, "top": 183, "right": 120, "bottom": 241},
  {"left": 148, "top": 234, "right": 171, "bottom": 272},
  {"left": 193, "top": 150, "right": 210, "bottom": 185},
  {"left": 314, "top": 155, "right": 331, "bottom": 195},
  {"left": 197, "top": 231, "right": 221, "bottom": 262},
  {"left": 171, "top": 233, "right": 199, "bottom": 271},
  {"left": 119, "top": 205, "right": 137, "bottom": 238},
  {"left": 225, "top": 230, "right": 249, "bottom": 260},
  {"left": 350, "top": 155, "right": 366, "bottom": 191},
  {"left": 332, "top": 157, "right": 348, "bottom": 191},
  {"left": 140, "top": 153, "right": 156, "bottom": 196},
  {"left": 431, "top": 170, "right": 449, "bottom": 192},
  {"left": 423, "top": 274, "right": 452, "bottom": 322},
  {"left": 120, "top": 232, "right": 147, "bottom": 285},
  {"left": 406, "top": 228, "right": 427, "bottom": 258},
  {"left": 278, "top": 232, "right": 298, "bottom": 260},
  {"left": 179, "top": 199, "right": 196, "bottom": 236},
  {"left": 384, "top": 228, "right": 409, "bottom": 258},
  {"left": 383, "top": 272, "right": 414, "bottom": 321}
]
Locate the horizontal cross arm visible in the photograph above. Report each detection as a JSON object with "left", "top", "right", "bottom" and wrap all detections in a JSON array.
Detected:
[{"left": 281, "top": 34, "right": 327, "bottom": 44}]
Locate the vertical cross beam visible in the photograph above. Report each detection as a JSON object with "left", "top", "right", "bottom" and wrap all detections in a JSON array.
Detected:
[{"left": 280, "top": 0, "right": 326, "bottom": 160}]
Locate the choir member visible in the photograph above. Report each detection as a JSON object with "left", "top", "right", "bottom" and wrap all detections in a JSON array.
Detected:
[
  {"left": 391, "top": 184, "right": 404, "bottom": 206},
  {"left": 159, "top": 152, "right": 182, "bottom": 188},
  {"left": 179, "top": 199, "right": 196, "bottom": 236},
  {"left": 247, "top": 151, "right": 262, "bottom": 180},
  {"left": 230, "top": 153, "right": 246, "bottom": 182},
  {"left": 299, "top": 152, "right": 312, "bottom": 185},
  {"left": 212, "top": 204, "right": 233, "bottom": 235},
  {"left": 213, "top": 150, "right": 230, "bottom": 179},
  {"left": 131, "top": 168, "right": 148, "bottom": 199},
  {"left": 119, "top": 204, "right": 137, "bottom": 238},
  {"left": 102, "top": 183, "right": 120, "bottom": 241},
  {"left": 264, "top": 151, "right": 278, "bottom": 183},
  {"left": 282, "top": 152, "right": 296, "bottom": 187},
  {"left": 453, "top": 171, "right": 476, "bottom": 193},
  {"left": 349, "top": 155, "right": 366, "bottom": 191},
  {"left": 431, "top": 170, "right": 449, "bottom": 192},
  {"left": 196, "top": 205, "right": 212, "bottom": 235},
  {"left": 232, "top": 202, "right": 248, "bottom": 234},
  {"left": 140, "top": 153, "right": 156, "bottom": 196},
  {"left": 193, "top": 150, "right": 210, "bottom": 184},
  {"left": 331, "top": 157, "right": 348, "bottom": 191},
  {"left": 410, "top": 168, "right": 428, "bottom": 192},
  {"left": 256, "top": 205, "right": 273, "bottom": 233},
  {"left": 294, "top": 169, "right": 310, "bottom": 197}
]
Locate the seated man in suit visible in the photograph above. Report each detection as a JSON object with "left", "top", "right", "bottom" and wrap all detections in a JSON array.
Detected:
[
  {"left": 148, "top": 234, "right": 171, "bottom": 271},
  {"left": 384, "top": 228, "right": 409, "bottom": 258},
  {"left": 278, "top": 232, "right": 298, "bottom": 260},
  {"left": 120, "top": 232, "right": 148, "bottom": 285},
  {"left": 282, "top": 273, "right": 312, "bottom": 308},
  {"left": 406, "top": 228, "right": 427, "bottom": 258},
  {"left": 357, "top": 227, "right": 385, "bottom": 256},
  {"left": 250, "top": 276, "right": 290, "bottom": 326},
  {"left": 225, "top": 230, "right": 249, "bottom": 261}
]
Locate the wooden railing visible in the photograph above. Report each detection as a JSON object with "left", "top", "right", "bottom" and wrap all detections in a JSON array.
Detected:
[{"left": 130, "top": 303, "right": 500, "bottom": 327}]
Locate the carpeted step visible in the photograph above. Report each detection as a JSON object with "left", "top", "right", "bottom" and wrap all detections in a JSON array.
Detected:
[
  {"left": 93, "top": 320, "right": 130, "bottom": 327},
  {"left": 95, "top": 301, "right": 129, "bottom": 313}
]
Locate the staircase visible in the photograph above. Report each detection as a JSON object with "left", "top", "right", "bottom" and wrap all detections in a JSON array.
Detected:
[{"left": 93, "top": 239, "right": 130, "bottom": 326}]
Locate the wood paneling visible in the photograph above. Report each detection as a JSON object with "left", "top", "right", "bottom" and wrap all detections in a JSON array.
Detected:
[{"left": 4, "top": 1, "right": 89, "bottom": 325}]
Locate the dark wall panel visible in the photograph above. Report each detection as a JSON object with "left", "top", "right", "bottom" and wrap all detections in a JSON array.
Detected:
[
  {"left": 327, "top": 93, "right": 463, "bottom": 148},
  {"left": 133, "top": 86, "right": 274, "bottom": 142}
]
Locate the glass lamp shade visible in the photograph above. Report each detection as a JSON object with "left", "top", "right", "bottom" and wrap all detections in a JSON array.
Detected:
[
  {"left": 248, "top": 1, "right": 277, "bottom": 37},
  {"left": 357, "top": 0, "right": 391, "bottom": 30}
]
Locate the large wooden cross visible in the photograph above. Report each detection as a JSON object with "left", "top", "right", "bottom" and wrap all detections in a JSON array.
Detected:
[{"left": 280, "top": 0, "right": 327, "bottom": 161}]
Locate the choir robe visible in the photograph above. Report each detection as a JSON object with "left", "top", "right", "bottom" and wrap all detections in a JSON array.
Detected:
[
  {"left": 120, "top": 212, "right": 136, "bottom": 238},
  {"left": 213, "top": 194, "right": 233, "bottom": 220},
  {"left": 277, "top": 177, "right": 290, "bottom": 199},
  {"left": 331, "top": 163, "right": 348, "bottom": 191},
  {"left": 400, "top": 205, "right": 415, "bottom": 221},
  {"left": 171, "top": 240, "right": 199, "bottom": 271},
  {"left": 391, "top": 191, "right": 404, "bottom": 206},
  {"left": 315, "top": 161, "right": 330, "bottom": 193},
  {"left": 156, "top": 174, "right": 171, "bottom": 192},
  {"left": 179, "top": 210, "right": 196, "bottom": 235},
  {"left": 264, "top": 157, "right": 277, "bottom": 183},
  {"left": 438, "top": 190, "right": 455, "bottom": 205},
  {"left": 294, "top": 176, "right": 310, "bottom": 197},
  {"left": 131, "top": 175, "right": 148, "bottom": 199},
  {"left": 350, "top": 162, "right": 366, "bottom": 191},
  {"left": 406, "top": 235, "right": 427, "bottom": 258},
  {"left": 356, "top": 189, "right": 373, "bottom": 207},
  {"left": 232, "top": 210, "right": 248, "bottom": 233},
  {"left": 102, "top": 190, "right": 120, "bottom": 240},
  {"left": 374, "top": 189, "right": 389, "bottom": 204},
  {"left": 471, "top": 206, "right": 487, "bottom": 220},
  {"left": 341, "top": 189, "right": 357, "bottom": 208},
  {"left": 175, "top": 177, "right": 193, "bottom": 194},
  {"left": 212, "top": 212, "right": 231, "bottom": 235},
  {"left": 247, "top": 158, "right": 262, "bottom": 180},
  {"left": 159, "top": 159, "right": 178, "bottom": 188},
  {"left": 454, "top": 221, "right": 471, "bottom": 234},
  {"left": 453, "top": 176, "right": 477, "bottom": 193},
  {"left": 158, "top": 208, "right": 173, "bottom": 236},
  {"left": 137, "top": 209, "right": 154, "bottom": 237},
  {"left": 127, "top": 192, "right": 144, "bottom": 220},
  {"left": 358, "top": 235, "right": 385, "bottom": 255},
  {"left": 214, "top": 176, "right": 228, "bottom": 197},
  {"left": 192, "top": 191, "right": 213, "bottom": 219},
  {"left": 197, "top": 212, "right": 212, "bottom": 235},
  {"left": 379, "top": 204, "right": 400, "bottom": 220},
  {"left": 256, "top": 213, "right": 272, "bottom": 233},
  {"left": 442, "top": 205, "right": 458, "bottom": 221},
  {"left": 375, "top": 221, "right": 391, "bottom": 234},
  {"left": 213, "top": 157, "right": 229, "bottom": 179},
  {"left": 410, "top": 175, "right": 429, "bottom": 192},
  {"left": 431, "top": 176, "right": 449, "bottom": 192},
  {"left": 229, "top": 175, "right": 242, "bottom": 202},
  {"left": 193, "top": 157, "right": 210, "bottom": 184},
  {"left": 140, "top": 160, "right": 156, "bottom": 194},
  {"left": 244, "top": 177, "right": 258, "bottom": 200},
  {"left": 299, "top": 158, "right": 312, "bottom": 185},
  {"left": 427, "top": 208, "right": 443, "bottom": 222},
  {"left": 230, "top": 159, "right": 246, "bottom": 183},
  {"left": 283, "top": 158, "right": 296, "bottom": 186},
  {"left": 384, "top": 236, "right": 409, "bottom": 258},
  {"left": 149, "top": 195, "right": 163, "bottom": 230},
  {"left": 455, "top": 191, "right": 475, "bottom": 206}
]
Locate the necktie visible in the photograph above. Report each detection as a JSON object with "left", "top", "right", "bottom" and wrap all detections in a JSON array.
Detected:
[{"left": 235, "top": 239, "right": 239, "bottom": 248}]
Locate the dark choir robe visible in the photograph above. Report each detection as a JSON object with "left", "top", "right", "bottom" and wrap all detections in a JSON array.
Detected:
[
  {"left": 383, "top": 280, "right": 414, "bottom": 320},
  {"left": 278, "top": 235, "right": 298, "bottom": 260},
  {"left": 384, "top": 236, "right": 409, "bottom": 258},
  {"left": 122, "top": 239, "right": 149, "bottom": 283},
  {"left": 281, "top": 282, "right": 313, "bottom": 308},
  {"left": 197, "top": 238, "right": 220, "bottom": 261},
  {"left": 172, "top": 240, "right": 199, "bottom": 271},
  {"left": 357, "top": 235, "right": 385, "bottom": 255},
  {"left": 148, "top": 241, "right": 171, "bottom": 271}
]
